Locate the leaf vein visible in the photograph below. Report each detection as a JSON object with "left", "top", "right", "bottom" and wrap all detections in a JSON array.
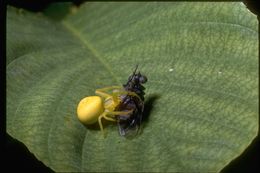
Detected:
[{"left": 62, "top": 20, "right": 121, "bottom": 85}]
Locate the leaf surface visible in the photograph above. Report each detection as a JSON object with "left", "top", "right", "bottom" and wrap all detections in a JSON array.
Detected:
[{"left": 7, "top": 2, "right": 258, "bottom": 172}]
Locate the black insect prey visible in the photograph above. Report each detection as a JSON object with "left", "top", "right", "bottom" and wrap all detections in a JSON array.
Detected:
[{"left": 116, "top": 66, "right": 147, "bottom": 137}]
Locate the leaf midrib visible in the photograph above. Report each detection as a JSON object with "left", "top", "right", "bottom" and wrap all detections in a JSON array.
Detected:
[
  {"left": 62, "top": 20, "right": 123, "bottom": 171},
  {"left": 62, "top": 20, "right": 121, "bottom": 85}
]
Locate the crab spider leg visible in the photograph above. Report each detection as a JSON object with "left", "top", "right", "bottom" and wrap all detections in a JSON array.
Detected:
[
  {"left": 98, "top": 112, "right": 116, "bottom": 137},
  {"left": 96, "top": 87, "right": 142, "bottom": 106},
  {"left": 95, "top": 90, "right": 111, "bottom": 98},
  {"left": 102, "top": 113, "right": 117, "bottom": 122},
  {"left": 95, "top": 86, "right": 123, "bottom": 98},
  {"left": 105, "top": 110, "right": 134, "bottom": 120},
  {"left": 98, "top": 110, "right": 134, "bottom": 137},
  {"left": 98, "top": 114, "right": 105, "bottom": 136},
  {"left": 96, "top": 86, "right": 142, "bottom": 102},
  {"left": 114, "top": 91, "right": 142, "bottom": 102},
  {"left": 102, "top": 110, "right": 133, "bottom": 123},
  {"left": 110, "top": 90, "right": 142, "bottom": 106},
  {"left": 107, "top": 110, "right": 133, "bottom": 116}
]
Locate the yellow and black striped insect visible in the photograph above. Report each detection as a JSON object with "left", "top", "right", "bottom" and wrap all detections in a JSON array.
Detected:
[{"left": 76, "top": 66, "right": 147, "bottom": 137}]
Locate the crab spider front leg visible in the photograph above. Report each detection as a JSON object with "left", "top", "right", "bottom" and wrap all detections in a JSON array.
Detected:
[
  {"left": 114, "top": 91, "right": 142, "bottom": 102},
  {"left": 95, "top": 86, "right": 142, "bottom": 103},
  {"left": 107, "top": 110, "right": 133, "bottom": 116},
  {"left": 95, "top": 86, "right": 123, "bottom": 98},
  {"left": 98, "top": 112, "right": 107, "bottom": 137}
]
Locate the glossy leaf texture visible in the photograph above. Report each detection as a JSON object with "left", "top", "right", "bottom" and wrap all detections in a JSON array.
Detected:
[{"left": 7, "top": 2, "right": 258, "bottom": 172}]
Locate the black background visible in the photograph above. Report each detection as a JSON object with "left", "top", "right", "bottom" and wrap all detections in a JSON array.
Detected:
[{"left": 3, "top": 0, "right": 259, "bottom": 172}]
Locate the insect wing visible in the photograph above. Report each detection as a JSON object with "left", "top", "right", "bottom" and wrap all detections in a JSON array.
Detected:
[
  {"left": 117, "top": 96, "right": 144, "bottom": 137},
  {"left": 118, "top": 116, "right": 141, "bottom": 137}
]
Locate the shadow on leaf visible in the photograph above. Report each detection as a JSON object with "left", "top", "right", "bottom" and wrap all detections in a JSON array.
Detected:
[{"left": 142, "top": 94, "right": 161, "bottom": 123}]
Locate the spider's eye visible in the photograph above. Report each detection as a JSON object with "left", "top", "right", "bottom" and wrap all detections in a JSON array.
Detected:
[{"left": 139, "top": 75, "right": 147, "bottom": 83}]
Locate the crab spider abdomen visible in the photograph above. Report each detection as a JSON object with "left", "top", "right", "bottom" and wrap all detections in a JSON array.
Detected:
[{"left": 77, "top": 96, "right": 104, "bottom": 124}]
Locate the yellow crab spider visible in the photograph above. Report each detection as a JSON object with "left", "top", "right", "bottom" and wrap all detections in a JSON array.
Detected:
[{"left": 77, "top": 86, "right": 141, "bottom": 136}]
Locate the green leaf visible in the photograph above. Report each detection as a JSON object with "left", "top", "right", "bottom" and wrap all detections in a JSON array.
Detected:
[{"left": 7, "top": 2, "right": 258, "bottom": 172}]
